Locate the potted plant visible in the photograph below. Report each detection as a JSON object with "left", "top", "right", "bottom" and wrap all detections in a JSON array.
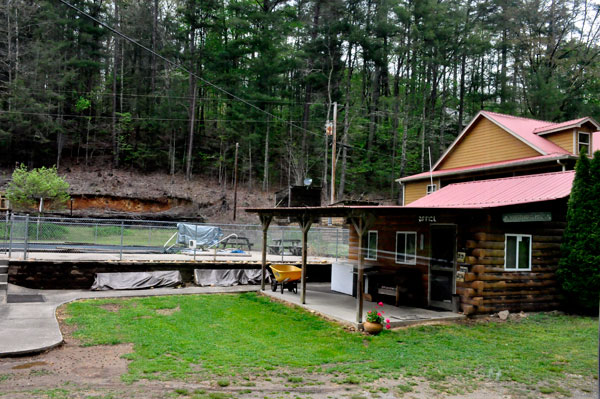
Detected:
[{"left": 363, "top": 302, "right": 391, "bottom": 335}]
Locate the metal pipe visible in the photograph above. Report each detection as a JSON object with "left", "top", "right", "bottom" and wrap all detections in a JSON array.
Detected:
[
  {"left": 119, "top": 221, "right": 124, "bottom": 260},
  {"left": 194, "top": 224, "right": 198, "bottom": 261},
  {"left": 23, "top": 214, "right": 30, "bottom": 260},
  {"left": 8, "top": 214, "right": 14, "bottom": 259}
]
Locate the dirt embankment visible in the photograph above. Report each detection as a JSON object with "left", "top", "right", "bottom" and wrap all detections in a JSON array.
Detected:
[{"left": 1, "top": 164, "right": 274, "bottom": 223}]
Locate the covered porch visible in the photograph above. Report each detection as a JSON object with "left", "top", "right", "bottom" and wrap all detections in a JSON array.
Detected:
[
  {"left": 245, "top": 205, "right": 462, "bottom": 328},
  {"left": 263, "top": 282, "right": 463, "bottom": 328}
]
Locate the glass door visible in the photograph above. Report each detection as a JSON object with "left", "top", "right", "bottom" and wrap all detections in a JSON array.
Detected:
[{"left": 429, "top": 225, "right": 456, "bottom": 310}]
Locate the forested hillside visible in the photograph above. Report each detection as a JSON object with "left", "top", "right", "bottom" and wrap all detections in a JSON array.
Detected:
[{"left": 1, "top": 0, "right": 599, "bottom": 202}]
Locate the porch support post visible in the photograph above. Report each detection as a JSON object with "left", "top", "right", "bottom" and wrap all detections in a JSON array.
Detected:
[
  {"left": 350, "top": 212, "right": 375, "bottom": 325},
  {"left": 296, "top": 213, "right": 313, "bottom": 304},
  {"left": 259, "top": 214, "right": 273, "bottom": 291}
]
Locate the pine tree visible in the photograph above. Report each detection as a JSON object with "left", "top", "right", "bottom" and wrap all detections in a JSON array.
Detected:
[{"left": 557, "top": 151, "right": 600, "bottom": 313}]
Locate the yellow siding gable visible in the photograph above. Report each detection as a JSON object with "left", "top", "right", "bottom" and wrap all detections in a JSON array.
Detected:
[
  {"left": 546, "top": 130, "right": 574, "bottom": 153},
  {"left": 403, "top": 179, "right": 440, "bottom": 205},
  {"left": 437, "top": 118, "right": 540, "bottom": 170}
]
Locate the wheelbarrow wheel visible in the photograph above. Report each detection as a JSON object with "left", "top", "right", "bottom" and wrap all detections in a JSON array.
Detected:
[{"left": 271, "top": 280, "right": 277, "bottom": 292}]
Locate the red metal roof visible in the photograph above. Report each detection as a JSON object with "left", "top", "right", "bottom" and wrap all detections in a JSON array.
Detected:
[
  {"left": 406, "top": 171, "right": 575, "bottom": 208},
  {"left": 398, "top": 153, "right": 573, "bottom": 182},
  {"left": 532, "top": 117, "right": 591, "bottom": 134}
]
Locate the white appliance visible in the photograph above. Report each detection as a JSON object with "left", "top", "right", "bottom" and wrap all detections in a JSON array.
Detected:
[{"left": 331, "top": 262, "right": 354, "bottom": 295}]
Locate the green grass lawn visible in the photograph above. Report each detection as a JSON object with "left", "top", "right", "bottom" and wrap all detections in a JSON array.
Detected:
[{"left": 65, "top": 293, "right": 597, "bottom": 391}]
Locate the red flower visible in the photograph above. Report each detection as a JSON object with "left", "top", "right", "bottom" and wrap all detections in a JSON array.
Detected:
[
  {"left": 385, "top": 319, "right": 390, "bottom": 323},
  {"left": 378, "top": 302, "right": 383, "bottom": 306},
  {"left": 386, "top": 324, "right": 391, "bottom": 329},
  {"left": 377, "top": 312, "right": 381, "bottom": 316}
]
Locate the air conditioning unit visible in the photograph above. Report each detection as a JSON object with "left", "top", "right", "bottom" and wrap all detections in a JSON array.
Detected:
[{"left": 188, "top": 240, "right": 197, "bottom": 249}]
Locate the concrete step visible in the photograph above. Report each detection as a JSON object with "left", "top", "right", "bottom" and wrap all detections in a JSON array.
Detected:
[
  {"left": 0, "top": 281, "right": 6, "bottom": 304},
  {"left": 0, "top": 274, "right": 6, "bottom": 283},
  {"left": 0, "top": 259, "right": 7, "bottom": 265},
  {"left": 0, "top": 266, "right": 7, "bottom": 274}
]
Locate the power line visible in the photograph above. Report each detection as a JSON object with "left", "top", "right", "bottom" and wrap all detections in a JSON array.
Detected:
[
  {"left": 20, "top": 88, "right": 332, "bottom": 107},
  {"left": 0, "top": 110, "right": 326, "bottom": 124}
]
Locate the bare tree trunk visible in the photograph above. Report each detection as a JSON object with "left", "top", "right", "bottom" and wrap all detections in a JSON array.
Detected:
[
  {"left": 338, "top": 43, "right": 354, "bottom": 202},
  {"left": 112, "top": 1, "right": 120, "bottom": 168},
  {"left": 14, "top": 5, "right": 18, "bottom": 84},
  {"left": 6, "top": 0, "right": 12, "bottom": 112},
  {"left": 367, "top": 67, "right": 380, "bottom": 157},
  {"left": 151, "top": 0, "right": 158, "bottom": 93},
  {"left": 390, "top": 58, "right": 401, "bottom": 198},
  {"left": 85, "top": 108, "right": 91, "bottom": 166},
  {"left": 457, "top": 1, "right": 471, "bottom": 133},
  {"left": 248, "top": 142, "right": 252, "bottom": 190},
  {"left": 57, "top": 102, "right": 64, "bottom": 169},
  {"left": 420, "top": 85, "right": 426, "bottom": 172},
  {"left": 263, "top": 118, "right": 269, "bottom": 191},
  {"left": 185, "top": 29, "right": 197, "bottom": 181}
]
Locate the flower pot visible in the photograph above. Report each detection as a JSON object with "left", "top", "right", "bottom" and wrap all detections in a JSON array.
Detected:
[{"left": 363, "top": 321, "right": 383, "bottom": 335}]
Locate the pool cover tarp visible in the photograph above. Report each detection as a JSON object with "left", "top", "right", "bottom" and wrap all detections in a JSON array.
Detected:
[
  {"left": 91, "top": 271, "right": 182, "bottom": 290},
  {"left": 177, "top": 224, "right": 222, "bottom": 247},
  {"left": 194, "top": 269, "right": 266, "bottom": 287}
]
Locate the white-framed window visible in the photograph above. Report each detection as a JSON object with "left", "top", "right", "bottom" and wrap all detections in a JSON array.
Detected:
[
  {"left": 365, "top": 230, "right": 378, "bottom": 260},
  {"left": 426, "top": 184, "right": 437, "bottom": 195},
  {"left": 396, "top": 231, "right": 417, "bottom": 264},
  {"left": 504, "top": 234, "right": 532, "bottom": 271},
  {"left": 577, "top": 132, "right": 590, "bottom": 155}
]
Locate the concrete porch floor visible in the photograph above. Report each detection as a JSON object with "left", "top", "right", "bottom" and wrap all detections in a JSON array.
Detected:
[{"left": 262, "top": 282, "right": 465, "bottom": 328}]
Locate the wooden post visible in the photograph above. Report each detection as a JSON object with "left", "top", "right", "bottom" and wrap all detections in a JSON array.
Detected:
[
  {"left": 353, "top": 217, "right": 365, "bottom": 324},
  {"left": 350, "top": 212, "right": 374, "bottom": 325},
  {"left": 297, "top": 213, "right": 313, "bottom": 304},
  {"left": 331, "top": 102, "right": 337, "bottom": 204},
  {"left": 259, "top": 214, "right": 272, "bottom": 291}
]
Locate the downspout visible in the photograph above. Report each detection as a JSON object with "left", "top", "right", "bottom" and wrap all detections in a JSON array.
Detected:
[{"left": 557, "top": 159, "right": 566, "bottom": 172}]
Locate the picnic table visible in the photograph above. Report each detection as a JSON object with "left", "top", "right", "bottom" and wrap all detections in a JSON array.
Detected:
[
  {"left": 268, "top": 239, "right": 302, "bottom": 256},
  {"left": 219, "top": 236, "right": 253, "bottom": 251}
]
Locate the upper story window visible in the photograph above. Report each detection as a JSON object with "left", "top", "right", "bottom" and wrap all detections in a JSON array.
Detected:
[
  {"left": 365, "top": 230, "right": 378, "bottom": 260},
  {"left": 426, "top": 184, "right": 437, "bottom": 195},
  {"left": 577, "top": 132, "right": 590, "bottom": 155}
]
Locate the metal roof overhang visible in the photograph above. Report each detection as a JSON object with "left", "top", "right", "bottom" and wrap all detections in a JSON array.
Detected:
[
  {"left": 396, "top": 153, "right": 575, "bottom": 183},
  {"left": 244, "top": 205, "right": 482, "bottom": 219}
]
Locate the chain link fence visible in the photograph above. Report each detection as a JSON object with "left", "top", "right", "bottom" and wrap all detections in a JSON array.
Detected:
[{"left": 0, "top": 213, "right": 348, "bottom": 261}]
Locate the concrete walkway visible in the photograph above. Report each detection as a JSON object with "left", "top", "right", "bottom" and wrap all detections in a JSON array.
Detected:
[{"left": 0, "top": 283, "right": 260, "bottom": 357}]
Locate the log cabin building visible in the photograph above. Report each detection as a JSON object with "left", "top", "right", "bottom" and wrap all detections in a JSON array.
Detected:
[{"left": 247, "top": 111, "right": 600, "bottom": 321}]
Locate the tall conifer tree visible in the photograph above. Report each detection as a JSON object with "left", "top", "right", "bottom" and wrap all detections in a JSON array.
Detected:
[{"left": 557, "top": 151, "right": 600, "bottom": 313}]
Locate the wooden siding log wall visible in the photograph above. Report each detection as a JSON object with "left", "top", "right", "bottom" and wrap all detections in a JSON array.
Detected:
[{"left": 458, "top": 222, "right": 564, "bottom": 315}]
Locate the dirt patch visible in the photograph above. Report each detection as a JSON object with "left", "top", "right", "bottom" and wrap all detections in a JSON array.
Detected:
[
  {"left": 156, "top": 305, "right": 180, "bottom": 316},
  {"left": 97, "top": 303, "right": 123, "bottom": 313},
  {"left": 11, "top": 361, "right": 48, "bottom": 370}
]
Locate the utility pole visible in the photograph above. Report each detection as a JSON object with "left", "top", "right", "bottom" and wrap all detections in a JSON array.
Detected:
[
  {"left": 331, "top": 102, "right": 337, "bottom": 204},
  {"left": 233, "top": 142, "right": 239, "bottom": 221}
]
